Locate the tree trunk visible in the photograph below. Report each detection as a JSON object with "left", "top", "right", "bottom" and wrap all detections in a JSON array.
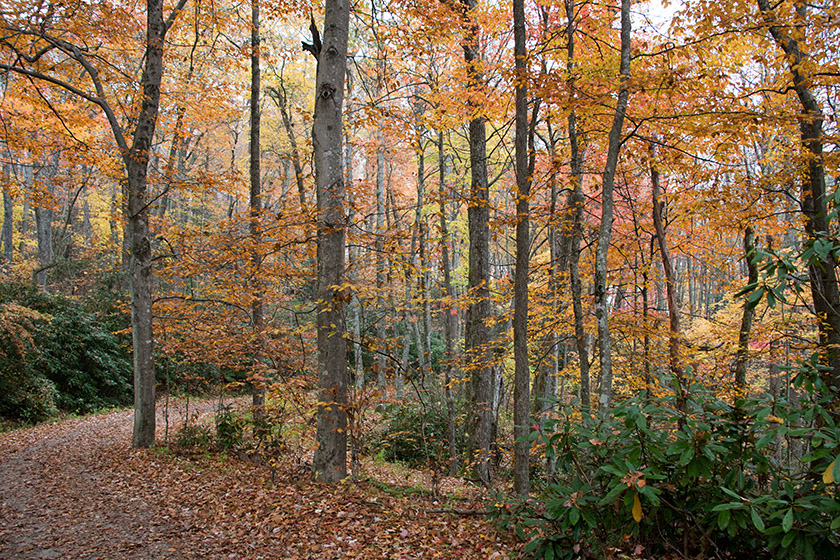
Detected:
[
  {"left": 756, "top": 0, "right": 840, "bottom": 409},
  {"left": 461, "top": 0, "right": 493, "bottom": 487},
  {"left": 397, "top": 318, "right": 410, "bottom": 398},
  {"left": 532, "top": 114, "right": 559, "bottom": 424},
  {"left": 512, "top": 0, "right": 530, "bottom": 498},
  {"left": 250, "top": 0, "right": 265, "bottom": 412},
  {"left": 23, "top": 161, "right": 53, "bottom": 288},
  {"left": 33, "top": 202, "right": 53, "bottom": 289},
  {"left": 413, "top": 118, "right": 432, "bottom": 379},
  {"left": 375, "top": 147, "right": 387, "bottom": 390},
  {"left": 271, "top": 79, "right": 307, "bottom": 211},
  {"left": 157, "top": 103, "right": 187, "bottom": 219},
  {"left": 594, "top": 0, "right": 631, "bottom": 416},
  {"left": 734, "top": 226, "right": 757, "bottom": 391},
  {"left": 565, "top": 0, "right": 590, "bottom": 415},
  {"left": 650, "top": 142, "right": 685, "bottom": 414},
  {"left": 129, "top": 0, "right": 183, "bottom": 448},
  {"left": 2, "top": 187, "right": 12, "bottom": 263},
  {"left": 310, "top": 0, "right": 350, "bottom": 482},
  {"left": 438, "top": 130, "right": 459, "bottom": 476},
  {"left": 346, "top": 138, "right": 365, "bottom": 392},
  {"left": 398, "top": 206, "right": 421, "bottom": 397},
  {"left": 82, "top": 197, "right": 92, "bottom": 242}
]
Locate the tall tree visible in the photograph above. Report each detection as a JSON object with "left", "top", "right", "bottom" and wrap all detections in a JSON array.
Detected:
[
  {"left": 0, "top": 0, "right": 189, "bottom": 447},
  {"left": 512, "top": 0, "right": 530, "bottom": 498},
  {"left": 308, "top": 0, "right": 351, "bottom": 482},
  {"left": 437, "top": 129, "right": 459, "bottom": 476},
  {"left": 593, "top": 0, "right": 630, "bottom": 416},
  {"left": 459, "top": 0, "right": 493, "bottom": 487},
  {"left": 32, "top": 154, "right": 58, "bottom": 288},
  {"left": 564, "top": 0, "right": 590, "bottom": 415},
  {"left": 756, "top": 0, "right": 840, "bottom": 408},
  {"left": 649, "top": 142, "right": 684, "bottom": 413},
  {"left": 250, "top": 0, "right": 265, "bottom": 411}
]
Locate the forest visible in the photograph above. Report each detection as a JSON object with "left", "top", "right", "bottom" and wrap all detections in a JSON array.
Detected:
[{"left": 0, "top": 0, "right": 839, "bottom": 558}]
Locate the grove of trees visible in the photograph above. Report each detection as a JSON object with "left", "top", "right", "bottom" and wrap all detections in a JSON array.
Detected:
[{"left": 1, "top": 0, "right": 838, "bottom": 556}]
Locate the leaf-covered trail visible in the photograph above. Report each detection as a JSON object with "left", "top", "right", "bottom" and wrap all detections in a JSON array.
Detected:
[
  {"left": 0, "top": 403, "right": 518, "bottom": 559},
  {"left": 0, "top": 402, "right": 218, "bottom": 559}
]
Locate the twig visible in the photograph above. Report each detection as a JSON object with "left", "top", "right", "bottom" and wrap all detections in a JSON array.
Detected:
[{"left": 425, "top": 507, "right": 492, "bottom": 516}]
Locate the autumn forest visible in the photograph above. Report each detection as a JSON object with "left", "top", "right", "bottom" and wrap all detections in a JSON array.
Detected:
[{"left": 0, "top": 0, "right": 839, "bottom": 557}]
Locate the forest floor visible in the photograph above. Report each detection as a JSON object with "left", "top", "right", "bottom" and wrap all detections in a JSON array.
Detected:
[{"left": 0, "top": 399, "right": 521, "bottom": 559}]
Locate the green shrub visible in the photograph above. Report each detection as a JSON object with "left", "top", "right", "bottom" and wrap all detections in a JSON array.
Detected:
[
  {"left": 215, "top": 403, "right": 245, "bottom": 451},
  {"left": 377, "top": 401, "right": 464, "bottom": 470},
  {"left": 172, "top": 403, "right": 287, "bottom": 461},
  {"left": 496, "top": 366, "right": 840, "bottom": 560},
  {"left": 37, "top": 305, "right": 132, "bottom": 413},
  {"left": 1, "top": 375, "right": 59, "bottom": 423},
  {"left": 174, "top": 421, "right": 214, "bottom": 451},
  {"left": 0, "top": 281, "right": 132, "bottom": 419},
  {"left": 0, "top": 301, "right": 54, "bottom": 422}
]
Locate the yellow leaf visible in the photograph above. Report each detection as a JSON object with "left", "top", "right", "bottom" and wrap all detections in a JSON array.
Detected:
[
  {"left": 632, "top": 493, "right": 643, "bottom": 522},
  {"left": 823, "top": 460, "right": 835, "bottom": 484}
]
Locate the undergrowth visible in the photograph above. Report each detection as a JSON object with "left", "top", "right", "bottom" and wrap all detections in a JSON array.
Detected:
[{"left": 496, "top": 363, "right": 840, "bottom": 560}]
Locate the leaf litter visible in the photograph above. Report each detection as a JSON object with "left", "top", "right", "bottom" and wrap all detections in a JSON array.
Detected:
[{"left": 0, "top": 399, "right": 520, "bottom": 559}]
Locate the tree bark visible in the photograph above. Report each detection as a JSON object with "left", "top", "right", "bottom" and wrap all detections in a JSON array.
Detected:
[
  {"left": 650, "top": 142, "right": 685, "bottom": 414},
  {"left": 413, "top": 114, "right": 432, "bottom": 380},
  {"left": 532, "top": 111, "right": 558, "bottom": 425},
  {"left": 269, "top": 79, "right": 307, "bottom": 211},
  {"left": 250, "top": 0, "right": 265, "bottom": 412},
  {"left": 512, "top": 0, "right": 530, "bottom": 498},
  {"left": 2, "top": 187, "right": 12, "bottom": 263},
  {"left": 438, "top": 130, "right": 459, "bottom": 476},
  {"left": 565, "top": 0, "right": 590, "bottom": 415},
  {"left": 129, "top": 0, "right": 185, "bottom": 448},
  {"left": 375, "top": 147, "right": 387, "bottom": 390},
  {"left": 734, "top": 226, "right": 757, "bottom": 391},
  {"left": 33, "top": 155, "right": 55, "bottom": 289},
  {"left": 594, "top": 0, "right": 630, "bottom": 416},
  {"left": 345, "top": 138, "right": 365, "bottom": 392},
  {"left": 310, "top": 0, "right": 350, "bottom": 482},
  {"left": 460, "top": 0, "right": 493, "bottom": 487}
]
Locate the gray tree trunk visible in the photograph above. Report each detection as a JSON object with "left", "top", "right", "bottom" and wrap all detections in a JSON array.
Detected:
[
  {"left": 250, "top": 0, "right": 265, "bottom": 412},
  {"left": 375, "top": 147, "right": 387, "bottom": 390},
  {"left": 594, "top": 0, "right": 631, "bottom": 416},
  {"left": 2, "top": 187, "right": 12, "bottom": 263},
  {"left": 33, "top": 192, "right": 53, "bottom": 289},
  {"left": 565, "top": 0, "right": 590, "bottom": 415},
  {"left": 512, "top": 0, "right": 530, "bottom": 498},
  {"left": 413, "top": 117, "right": 432, "bottom": 378},
  {"left": 129, "top": 0, "right": 187, "bottom": 448},
  {"left": 270, "top": 78, "right": 307, "bottom": 210},
  {"left": 82, "top": 197, "right": 92, "bottom": 242},
  {"left": 310, "top": 0, "right": 350, "bottom": 482},
  {"left": 345, "top": 139, "right": 365, "bottom": 392},
  {"left": 438, "top": 130, "right": 459, "bottom": 475},
  {"left": 30, "top": 153, "right": 58, "bottom": 289},
  {"left": 461, "top": 0, "right": 493, "bottom": 486},
  {"left": 398, "top": 209, "right": 421, "bottom": 397},
  {"left": 650, "top": 143, "right": 685, "bottom": 414}
]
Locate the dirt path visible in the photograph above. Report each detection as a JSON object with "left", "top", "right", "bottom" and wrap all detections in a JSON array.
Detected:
[
  {"left": 0, "top": 400, "right": 517, "bottom": 560},
  {"left": 0, "top": 400, "right": 220, "bottom": 560}
]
